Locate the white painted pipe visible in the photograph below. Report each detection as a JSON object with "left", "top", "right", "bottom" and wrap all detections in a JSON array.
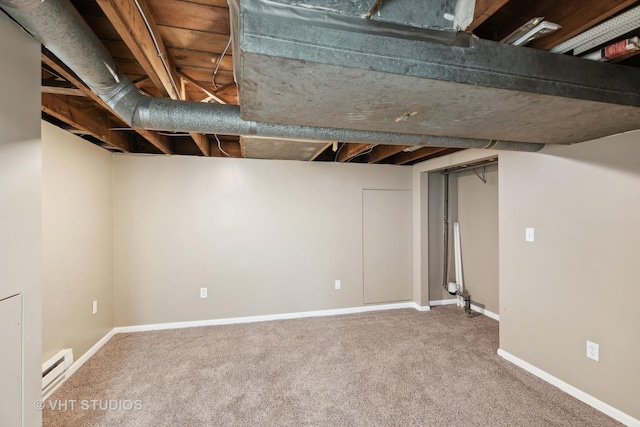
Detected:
[
  {"left": 453, "top": 222, "right": 464, "bottom": 307},
  {"left": 457, "top": 222, "right": 464, "bottom": 302}
]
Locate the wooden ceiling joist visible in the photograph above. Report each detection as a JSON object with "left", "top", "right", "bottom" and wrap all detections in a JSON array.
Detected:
[
  {"left": 190, "top": 132, "right": 211, "bottom": 157},
  {"left": 176, "top": 69, "right": 228, "bottom": 104},
  {"left": 214, "top": 82, "right": 237, "bottom": 95},
  {"left": 95, "top": 0, "right": 210, "bottom": 156},
  {"left": 173, "top": 137, "right": 241, "bottom": 157},
  {"left": 41, "top": 86, "right": 87, "bottom": 97},
  {"left": 41, "top": 78, "right": 87, "bottom": 97},
  {"left": 388, "top": 147, "right": 452, "bottom": 165},
  {"left": 337, "top": 143, "right": 376, "bottom": 163},
  {"left": 42, "top": 50, "right": 173, "bottom": 155},
  {"left": 369, "top": 145, "right": 411, "bottom": 164},
  {"left": 95, "top": 0, "right": 178, "bottom": 98},
  {"left": 42, "top": 93, "right": 133, "bottom": 152},
  {"left": 466, "top": 0, "right": 512, "bottom": 32},
  {"left": 148, "top": 0, "right": 231, "bottom": 35},
  {"left": 210, "top": 140, "right": 242, "bottom": 157}
]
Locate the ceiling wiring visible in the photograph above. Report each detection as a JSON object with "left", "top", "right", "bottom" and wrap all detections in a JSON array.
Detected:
[
  {"left": 215, "top": 134, "right": 231, "bottom": 157},
  {"left": 334, "top": 142, "right": 345, "bottom": 162},
  {"left": 133, "top": 0, "right": 181, "bottom": 98},
  {"left": 346, "top": 146, "right": 374, "bottom": 163},
  {"left": 212, "top": 36, "right": 232, "bottom": 90}
]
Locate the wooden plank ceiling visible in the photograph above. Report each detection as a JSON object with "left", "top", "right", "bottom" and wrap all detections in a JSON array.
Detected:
[{"left": 39, "top": 0, "right": 640, "bottom": 165}]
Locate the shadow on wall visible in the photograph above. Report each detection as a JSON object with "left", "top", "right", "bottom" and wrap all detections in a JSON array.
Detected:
[{"left": 542, "top": 131, "right": 640, "bottom": 177}]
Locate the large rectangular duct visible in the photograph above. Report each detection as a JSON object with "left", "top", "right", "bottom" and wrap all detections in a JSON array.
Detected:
[{"left": 231, "top": 0, "right": 640, "bottom": 145}]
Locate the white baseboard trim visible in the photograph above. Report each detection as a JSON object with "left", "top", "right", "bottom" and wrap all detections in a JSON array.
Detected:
[
  {"left": 470, "top": 303, "right": 499, "bottom": 321},
  {"left": 429, "top": 299, "right": 499, "bottom": 321},
  {"left": 411, "top": 302, "right": 431, "bottom": 312},
  {"left": 429, "top": 299, "right": 457, "bottom": 306},
  {"left": 116, "top": 302, "right": 430, "bottom": 333},
  {"left": 498, "top": 349, "right": 640, "bottom": 427},
  {"left": 43, "top": 328, "right": 116, "bottom": 400}
]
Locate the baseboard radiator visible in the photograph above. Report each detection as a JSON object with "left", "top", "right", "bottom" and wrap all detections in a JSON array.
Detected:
[{"left": 42, "top": 349, "right": 73, "bottom": 397}]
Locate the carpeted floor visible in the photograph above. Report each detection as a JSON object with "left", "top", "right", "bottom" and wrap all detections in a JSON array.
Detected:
[{"left": 43, "top": 306, "right": 620, "bottom": 426}]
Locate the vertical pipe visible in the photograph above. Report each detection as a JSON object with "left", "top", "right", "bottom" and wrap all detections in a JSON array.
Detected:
[{"left": 453, "top": 222, "right": 463, "bottom": 306}]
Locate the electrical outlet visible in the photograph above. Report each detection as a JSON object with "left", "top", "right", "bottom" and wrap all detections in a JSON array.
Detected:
[
  {"left": 586, "top": 340, "right": 599, "bottom": 361},
  {"left": 200, "top": 288, "right": 208, "bottom": 299},
  {"left": 335, "top": 280, "right": 341, "bottom": 290},
  {"left": 92, "top": 300, "right": 97, "bottom": 315}
]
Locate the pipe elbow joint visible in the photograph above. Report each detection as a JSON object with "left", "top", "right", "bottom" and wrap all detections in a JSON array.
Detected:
[{"left": 98, "top": 81, "right": 149, "bottom": 128}]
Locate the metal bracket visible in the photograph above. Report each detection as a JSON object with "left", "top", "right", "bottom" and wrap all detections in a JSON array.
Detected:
[{"left": 474, "top": 166, "right": 487, "bottom": 184}]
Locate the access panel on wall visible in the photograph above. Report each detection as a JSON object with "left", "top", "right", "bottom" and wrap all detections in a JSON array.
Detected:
[
  {"left": 0, "top": 294, "right": 23, "bottom": 427},
  {"left": 363, "top": 189, "right": 412, "bottom": 304}
]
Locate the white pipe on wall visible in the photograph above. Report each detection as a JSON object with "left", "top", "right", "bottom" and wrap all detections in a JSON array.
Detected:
[{"left": 453, "top": 222, "right": 464, "bottom": 307}]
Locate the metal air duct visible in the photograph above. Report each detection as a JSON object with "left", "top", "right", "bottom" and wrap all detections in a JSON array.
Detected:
[{"left": 0, "top": 0, "right": 545, "bottom": 152}]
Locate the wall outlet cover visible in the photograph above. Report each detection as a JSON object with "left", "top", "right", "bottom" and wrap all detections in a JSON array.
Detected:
[
  {"left": 335, "top": 280, "right": 341, "bottom": 290},
  {"left": 200, "top": 288, "right": 208, "bottom": 299},
  {"left": 92, "top": 300, "right": 97, "bottom": 315},
  {"left": 586, "top": 340, "right": 599, "bottom": 361}
]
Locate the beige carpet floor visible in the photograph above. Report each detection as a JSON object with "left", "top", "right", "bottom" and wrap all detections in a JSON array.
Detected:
[{"left": 43, "top": 306, "right": 620, "bottom": 426}]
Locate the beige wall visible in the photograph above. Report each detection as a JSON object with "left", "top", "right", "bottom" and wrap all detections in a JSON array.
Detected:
[
  {"left": 499, "top": 134, "right": 640, "bottom": 420},
  {"left": 414, "top": 135, "right": 640, "bottom": 420},
  {"left": 413, "top": 150, "right": 499, "bottom": 304},
  {"left": 457, "top": 164, "right": 499, "bottom": 313},
  {"left": 363, "top": 190, "right": 412, "bottom": 304},
  {"left": 42, "top": 122, "right": 114, "bottom": 362},
  {"left": 422, "top": 158, "right": 499, "bottom": 311},
  {"left": 416, "top": 172, "right": 430, "bottom": 306},
  {"left": 427, "top": 172, "right": 450, "bottom": 302},
  {"left": 0, "top": 12, "right": 42, "bottom": 426},
  {"left": 113, "top": 155, "right": 411, "bottom": 326}
]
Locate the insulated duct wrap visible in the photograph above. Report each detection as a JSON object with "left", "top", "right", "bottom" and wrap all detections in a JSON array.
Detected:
[
  {"left": 133, "top": 99, "right": 539, "bottom": 150},
  {"left": 0, "top": 0, "right": 546, "bottom": 152}
]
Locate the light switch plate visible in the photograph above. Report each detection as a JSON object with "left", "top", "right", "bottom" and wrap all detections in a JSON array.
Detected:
[{"left": 525, "top": 227, "right": 535, "bottom": 242}]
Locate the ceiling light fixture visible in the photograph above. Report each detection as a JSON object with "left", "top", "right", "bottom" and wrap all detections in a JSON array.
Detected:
[
  {"left": 581, "top": 36, "right": 640, "bottom": 62},
  {"left": 501, "top": 17, "right": 561, "bottom": 47},
  {"left": 551, "top": 6, "right": 640, "bottom": 55}
]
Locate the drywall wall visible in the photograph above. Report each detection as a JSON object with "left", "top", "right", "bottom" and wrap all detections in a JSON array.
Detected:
[
  {"left": 42, "top": 121, "right": 114, "bottom": 362},
  {"left": 0, "top": 12, "right": 42, "bottom": 427},
  {"left": 427, "top": 172, "right": 451, "bottom": 302},
  {"left": 113, "top": 156, "right": 412, "bottom": 326},
  {"left": 363, "top": 190, "right": 412, "bottom": 303},
  {"left": 499, "top": 133, "right": 640, "bottom": 420},
  {"left": 416, "top": 172, "right": 429, "bottom": 306},
  {"left": 413, "top": 150, "right": 499, "bottom": 308},
  {"left": 425, "top": 164, "right": 499, "bottom": 312},
  {"left": 457, "top": 164, "right": 499, "bottom": 313},
  {"left": 414, "top": 138, "right": 640, "bottom": 420}
]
